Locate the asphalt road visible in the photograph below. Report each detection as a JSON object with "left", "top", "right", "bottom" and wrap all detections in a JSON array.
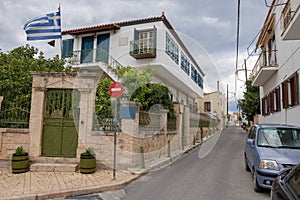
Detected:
[{"left": 121, "top": 126, "right": 270, "bottom": 200}]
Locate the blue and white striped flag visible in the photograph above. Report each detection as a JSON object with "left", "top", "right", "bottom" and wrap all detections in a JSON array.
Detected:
[{"left": 23, "top": 11, "right": 61, "bottom": 41}]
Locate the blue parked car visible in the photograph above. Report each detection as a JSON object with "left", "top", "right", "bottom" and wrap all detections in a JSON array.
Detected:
[{"left": 244, "top": 124, "right": 300, "bottom": 192}]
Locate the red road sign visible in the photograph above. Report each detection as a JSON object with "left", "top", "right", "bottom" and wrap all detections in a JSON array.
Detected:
[{"left": 109, "top": 82, "right": 124, "bottom": 98}]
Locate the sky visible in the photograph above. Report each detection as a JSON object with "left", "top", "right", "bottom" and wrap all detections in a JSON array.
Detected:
[{"left": 0, "top": 0, "right": 270, "bottom": 111}]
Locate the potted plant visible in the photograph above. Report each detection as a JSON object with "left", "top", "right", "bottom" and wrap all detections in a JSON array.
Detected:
[
  {"left": 11, "top": 146, "right": 29, "bottom": 173},
  {"left": 80, "top": 147, "right": 96, "bottom": 174}
]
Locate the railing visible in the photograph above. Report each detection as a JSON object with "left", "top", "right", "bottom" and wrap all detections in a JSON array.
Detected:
[
  {"left": 92, "top": 115, "right": 120, "bottom": 132},
  {"left": 68, "top": 48, "right": 124, "bottom": 81},
  {"left": 69, "top": 48, "right": 122, "bottom": 69},
  {"left": 252, "top": 50, "right": 278, "bottom": 78},
  {"left": 281, "top": 0, "right": 300, "bottom": 30},
  {"left": 167, "top": 117, "right": 177, "bottom": 131},
  {"left": 0, "top": 107, "right": 30, "bottom": 128},
  {"left": 139, "top": 111, "right": 161, "bottom": 132},
  {"left": 130, "top": 39, "right": 156, "bottom": 59}
]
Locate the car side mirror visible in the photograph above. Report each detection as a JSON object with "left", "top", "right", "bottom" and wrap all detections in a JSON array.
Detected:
[{"left": 246, "top": 139, "right": 255, "bottom": 146}]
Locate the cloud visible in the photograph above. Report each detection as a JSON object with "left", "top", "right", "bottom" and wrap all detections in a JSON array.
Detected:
[{"left": 0, "top": 0, "right": 269, "bottom": 99}]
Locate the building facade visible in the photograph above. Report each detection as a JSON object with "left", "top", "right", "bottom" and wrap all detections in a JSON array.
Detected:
[
  {"left": 197, "top": 81, "right": 227, "bottom": 129},
  {"left": 252, "top": 0, "right": 300, "bottom": 126},
  {"left": 62, "top": 13, "right": 205, "bottom": 106}
]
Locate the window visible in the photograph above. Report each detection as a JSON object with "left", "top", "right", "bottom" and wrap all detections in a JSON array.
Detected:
[
  {"left": 165, "top": 32, "right": 179, "bottom": 64},
  {"left": 204, "top": 102, "right": 211, "bottom": 112},
  {"left": 197, "top": 73, "right": 203, "bottom": 88},
  {"left": 180, "top": 51, "right": 190, "bottom": 75},
  {"left": 248, "top": 126, "right": 256, "bottom": 140},
  {"left": 62, "top": 39, "right": 74, "bottom": 58},
  {"left": 139, "top": 30, "right": 154, "bottom": 53},
  {"left": 269, "top": 92, "right": 274, "bottom": 113},
  {"left": 191, "top": 65, "right": 203, "bottom": 89},
  {"left": 275, "top": 87, "right": 281, "bottom": 112},
  {"left": 290, "top": 73, "right": 299, "bottom": 107},
  {"left": 282, "top": 81, "right": 289, "bottom": 109},
  {"left": 282, "top": 73, "right": 299, "bottom": 109},
  {"left": 130, "top": 27, "right": 157, "bottom": 59}
]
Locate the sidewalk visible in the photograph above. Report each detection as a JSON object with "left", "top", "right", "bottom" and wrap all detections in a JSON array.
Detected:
[{"left": 0, "top": 138, "right": 209, "bottom": 200}]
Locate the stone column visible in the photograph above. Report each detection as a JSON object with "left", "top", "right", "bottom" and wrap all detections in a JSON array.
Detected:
[
  {"left": 76, "top": 71, "right": 99, "bottom": 152},
  {"left": 28, "top": 87, "right": 46, "bottom": 157},
  {"left": 184, "top": 105, "right": 190, "bottom": 147}
]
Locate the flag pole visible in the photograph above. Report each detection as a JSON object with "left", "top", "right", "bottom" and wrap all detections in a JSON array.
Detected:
[{"left": 58, "top": 3, "right": 63, "bottom": 59}]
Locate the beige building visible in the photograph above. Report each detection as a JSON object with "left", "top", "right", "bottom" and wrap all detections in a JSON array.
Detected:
[{"left": 197, "top": 82, "right": 227, "bottom": 129}]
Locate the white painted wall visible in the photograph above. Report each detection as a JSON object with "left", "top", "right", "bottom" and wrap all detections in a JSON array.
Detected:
[
  {"left": 258, "top": 4, "right": 300, "bottom": 126},
  {"left": 68, "top": 19, "right": 204, "bottom": 105}
]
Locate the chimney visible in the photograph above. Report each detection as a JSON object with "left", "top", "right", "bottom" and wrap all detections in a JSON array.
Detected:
[{"left": 217, "top": 81, "right": 220, "bottom": 92}]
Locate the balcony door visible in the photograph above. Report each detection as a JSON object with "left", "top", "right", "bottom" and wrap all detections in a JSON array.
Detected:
[
  {"left": 81, "top": 36, "right": 94, "bottom": 63},
  {"left": 96, "top": 33, "right": 110, "bottom": 63}
]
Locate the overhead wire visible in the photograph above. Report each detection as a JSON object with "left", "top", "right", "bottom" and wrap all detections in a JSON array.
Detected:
[{"left": 234, "top": 0, "right": 241, "bottom": 98}]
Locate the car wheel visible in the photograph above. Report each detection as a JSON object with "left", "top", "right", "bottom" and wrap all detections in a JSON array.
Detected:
[
  {"left": 253, "top": 171, "right": 263, "bottom": 193},
  {"left": 244, "top": 156, "right": 250, "bottom": 172}
]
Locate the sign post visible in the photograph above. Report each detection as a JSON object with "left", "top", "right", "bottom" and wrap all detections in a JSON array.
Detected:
[{"left": 109, "top": 82, "right": 123, "bottom": 180}]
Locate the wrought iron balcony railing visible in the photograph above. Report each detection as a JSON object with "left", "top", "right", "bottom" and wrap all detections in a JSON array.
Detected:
[
  {"left": 67, "top": 48, "right": 123, "bottom": 78},
  {"left": 281, "top": 0, "right": 300, "bottom": 30},
  {"left": 252, "top": 50, "right": 278, "bottom": 79},
  {"left": 130, "top": 38, "right": 156, "bottom": 59}
]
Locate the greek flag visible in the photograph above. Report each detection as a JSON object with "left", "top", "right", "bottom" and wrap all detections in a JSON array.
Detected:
[{"left": 24, "top": 11, "right": 61, "bottom": 41}]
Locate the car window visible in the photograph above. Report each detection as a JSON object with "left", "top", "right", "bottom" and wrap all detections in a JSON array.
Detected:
[
  {"left": 287, "top": 168, "right": 300, "bottom": 198},
  {"left": 257, "top": 128, "right": 300, "bottom": 148},
  {"left": 248, "top": 127, "right": 256, "bottom": 140}
]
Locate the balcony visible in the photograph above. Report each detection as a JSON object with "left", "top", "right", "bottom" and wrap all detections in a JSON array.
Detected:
[
  {"left": 67, "top": 48, "right": 123, "bottom": 80},
  {"left": 130, "top": 38, "right": 156, "bottom": 59},
  {"left": 281, "top": 0, "right": 300, "bottom": 40},
  {"left": 252, "top": 50, "right": 278, "bottom": 86}
]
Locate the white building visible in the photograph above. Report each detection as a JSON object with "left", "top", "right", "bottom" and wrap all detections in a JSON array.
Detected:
[
  {"left": 252, "top": 0, "right": 300, "bottom": 126},
  {"left": 62, "top": 13, "right": 205, "bottom": 106}
]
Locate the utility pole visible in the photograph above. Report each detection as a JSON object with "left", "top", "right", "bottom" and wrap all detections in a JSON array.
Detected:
[
  {"left": 244, "top": 59, "right": 248, "bottom": 82},
  {"left": 227, "top": 84, "right": 228, "bottom": 118}
]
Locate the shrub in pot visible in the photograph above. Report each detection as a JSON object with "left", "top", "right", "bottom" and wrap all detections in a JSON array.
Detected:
[
  {"left": 80, "top": 147, "right": 96, "bottom": 174},
  {"left": 12, "top": 146, "right": 29, "bottom": 173}
]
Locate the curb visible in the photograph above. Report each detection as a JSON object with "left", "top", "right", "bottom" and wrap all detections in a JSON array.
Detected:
[
  {"left": 3, "top": 173, "right": 145, "bottom": 200},
  {"left": 2, "top": 133, "right": 217, "bottom": 200}
]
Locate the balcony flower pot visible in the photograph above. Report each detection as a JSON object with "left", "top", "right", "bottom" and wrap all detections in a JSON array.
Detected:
[
  {"left": 11, "top": 146, "right": 29, "bottom": 174},
  {"left": 80, "top": 147, "right": 96, "bottom": 174}
]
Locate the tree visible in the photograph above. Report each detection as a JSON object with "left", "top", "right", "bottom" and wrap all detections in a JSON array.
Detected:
[
  {"left": 0, "top": 45, "right": 71, "bottom": 110},
  {"left": 95, "top": 66, "right": 175, "bottom": 118},
  {"left": 117, "top": 65, "right": 156, "bottom": 99},
  {"left": 95, "top": 78, "right": 113, "bottom": 118},
  {"left": 237, "top": 79, "right": 260, "bottom": 124},
  {"left": 131, "top": 83, "right": 175, "bottom": 118}
]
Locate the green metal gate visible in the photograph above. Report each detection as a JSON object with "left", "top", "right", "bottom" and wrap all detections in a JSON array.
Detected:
[{"left": 42, "top": 89, "right": 80, "bottom": 157}]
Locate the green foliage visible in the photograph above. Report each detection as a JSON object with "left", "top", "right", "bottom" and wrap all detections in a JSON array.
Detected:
[
  {"left": 15, "top": 146, "right": 27, "bottom": 155},
  {"left": 0, "top": 45, "right": 72, "bottom": 111},
  {"left": 237, "top": 80, "right": 260, "bottom": 123},
  {"left": 82, "top": 147, "right": 95, "bottom": 156},
  {"left": 95, "top": 78, "right": 113, "bottom": 118},
  {"left": 117, "top": 65, "right": 156, "bottom": 98},
  {"left": 94, "top": 66, "right": 175, "bottom": 119},
  {"left": 130, "top": 83, "right": 175, "bottom": 118}
]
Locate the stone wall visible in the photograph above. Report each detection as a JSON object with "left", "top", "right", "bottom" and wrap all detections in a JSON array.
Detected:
[{"left": 0, "top": 128, "right": 30, "bottom": 160}]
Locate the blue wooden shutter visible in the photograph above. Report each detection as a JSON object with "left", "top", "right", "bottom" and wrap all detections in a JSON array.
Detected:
[
  {"left": 133, "top": 28, "right": 139, "bottom": 53},
  {"left": 81, "top": 36, "right": 94, "bottom": 63},
  {"left": 96, "top": 33, "right": 110, "bottom": 63},
  {"left": 153, "top": 25, "right": 157, "bottom": 55},
  {"left": 62, "top": 39, "right": 74, "bottom": 58}
]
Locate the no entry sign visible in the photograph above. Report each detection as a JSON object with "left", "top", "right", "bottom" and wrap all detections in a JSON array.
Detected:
[{"left": 109, "top": 82, "right": 124, "bottom": 98}]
